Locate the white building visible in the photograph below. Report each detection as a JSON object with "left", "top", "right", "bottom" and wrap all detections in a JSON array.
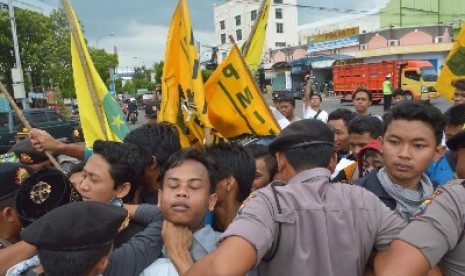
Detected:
[
  {"left": 0, "top": 0, "right": 58, "bottom": 15},
  {"left": 213, "top": 0, "right": 299, "bottom": 62}
]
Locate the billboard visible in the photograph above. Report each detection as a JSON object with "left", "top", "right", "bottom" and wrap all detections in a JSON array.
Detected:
[
  {"left": 307, "top": 27, "right": 360, "bottom": 53},
  {"left": 0, "top": 0, "right": 58, "bottom": 15}
]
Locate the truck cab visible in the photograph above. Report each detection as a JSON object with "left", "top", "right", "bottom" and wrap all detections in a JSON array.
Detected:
[{"left": 400, "top": 61, "right": 438, "bottom": 100}]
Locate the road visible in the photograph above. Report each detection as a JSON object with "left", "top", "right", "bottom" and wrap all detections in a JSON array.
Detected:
[{"left": 129, "top": 94, "right": 454, "bottom": 131}]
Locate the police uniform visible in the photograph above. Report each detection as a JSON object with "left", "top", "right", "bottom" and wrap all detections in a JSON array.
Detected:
[
  {"left": 220, "top": 119, "right": 407, "bottom": 276},
  {"left": 396, "top": 180, "right": 465, "bottom": 275}
]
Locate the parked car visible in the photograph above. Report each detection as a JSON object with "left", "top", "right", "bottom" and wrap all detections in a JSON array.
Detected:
[{"left": 0, "top": 108, "right": 81, "bottom": 153}]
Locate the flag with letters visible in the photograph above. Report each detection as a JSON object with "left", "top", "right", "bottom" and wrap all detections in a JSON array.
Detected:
[
  {"left": 205, "top": 44, "right": 280, "bottom": 138},
  {"left": 436, "top": 23, "right": 465, "bottom": 102},
  {"left": 63, "top": 0, "right": 130, "bottom": 147},
  {"left": 159, "top": 0, "right": 221, "bottom": 148},
  {"left": 241, "top": 0, "right": 270, "bottom": 73}
]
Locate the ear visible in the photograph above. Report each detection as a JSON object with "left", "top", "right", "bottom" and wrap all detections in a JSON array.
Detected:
[
  {"left": 149, "top": 156, "right": 158, "bottom": 171},
  {"left": 433, "top": 145, "right": 446, "bottom": 162},
  {"left": 275, "top": 152, "right": 286, "bottom": 173},
  {"left": 328, "top": 152, "right": 338, "bottom": 172},
  {"left": 2, "top": 207, "right": 16, "bottom": 222},
  {"left": 208, "top": 193, "right": 217, "bottom": 211},
  {"left": 115, "top": 182, "right": 131, "bottom": 199}
]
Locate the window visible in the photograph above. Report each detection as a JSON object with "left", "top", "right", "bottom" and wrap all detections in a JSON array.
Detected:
[
  {"left": 273, "top": 0, "right": 283, "bottom": 3},
  {"left": 235, "top": 15, "right": 241, "bottom": 26},
  {"left": 48, "top": 112, "right": 63, "bottom": 122},
  {"left": 276, "top": 23, "right": 284, "bottom": 33},
  {"left": 0, "top": 113, "right": 8, "bottom": 128},
  {"left": 275, "top": 42, "right": 286, "bottom": 48},
  {"left": 221, "top": 33, "right": 226, "bottom": 44},
  {"left": 251, "top": 10, "right": 257, "bottom": 21},
  {"left": 236, "top": 29, "right": 243, "bottom": 41},
  {"left": 220, "top": 20, "right": 225, "bottom": 30},
  {"left": 275, "top": 8, "right": 283, "bottom": 19},
  {"left": 405, "top": 71, "right": 420, "bottom": 81},
  {"left": 29, "top": 112, "right": 48, "bottom": 123}
]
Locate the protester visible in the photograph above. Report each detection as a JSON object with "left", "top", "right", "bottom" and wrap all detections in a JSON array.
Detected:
[
  {"left": 332, "top": 116, "right": 383, "bottom": 183},
  {"left": 357, "top": 139, "right": 384, "bottom": 178},
  {"left": 355, "top": 101, "right": 445, "bottom": 221},
  {"left": 452, "top": 78, "right": 465, "bottom": 105},
  {"left": 327, "top": 108, "right": 357, "bottom": 162},
  {"left": 278, "top": 96, "right": 301, "bottom": 122},
  {"left": 184, "top": 119, "right": 406, "bottom": 276},
  {"left": 391, "top": 88, "right": 408, "bottom": 105},
  {"left": 144, "top": 101, "right": 159, "bottom": 125},
  {"left": 140, "top": 149, "right": 219, "bottom": 275},
  {"left": 375, "top": 178, "right": 465, "bottom": 276},
  {"left": 303, "top": 93, "right": 328, "bottom": 122},
  {"left": 352, "top": 88, "right": 382, "bottom": 120},
  {"left": 204, "top": 142, "right": 255, "bottom": 232},
  {"left": 244, "top": 143, "right": 279, "bottom": 191}
]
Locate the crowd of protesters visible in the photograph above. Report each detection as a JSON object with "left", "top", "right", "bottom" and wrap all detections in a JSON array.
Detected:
[{"left": 0, "top": 79, "right": 465, "bottom": 276}]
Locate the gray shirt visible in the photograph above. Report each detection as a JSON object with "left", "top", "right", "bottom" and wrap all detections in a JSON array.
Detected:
[
  {"left": 221, "top": 168, "right": 406, "bottom": 276},
  {"left": 397, "top": 180, "right": 465, "bottom": 276}
]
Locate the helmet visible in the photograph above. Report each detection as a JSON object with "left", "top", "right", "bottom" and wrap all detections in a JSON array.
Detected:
[{"left": 386, "top": 74, "right": 392, "bottom": 78}]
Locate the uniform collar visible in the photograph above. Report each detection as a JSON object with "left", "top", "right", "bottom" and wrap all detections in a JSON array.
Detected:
[{"left": 288, "top": 168, "right": 332, "bottom": 185}]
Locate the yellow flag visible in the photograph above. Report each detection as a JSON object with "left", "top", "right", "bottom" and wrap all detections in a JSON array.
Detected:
[
  {"left": 241, "top": 0, "right": 270, "bottom": 73},
  {"left": 62, "top": 0, "right": 130, "bottom": 147},
  {"left": 436, "top": 23, "right": 465, "bottom": 102},
  {"left": 159, "top": 0, "right": 219, "bottom": 148},
  {"left": 205, "top": 44, "right": 280, "bottom": 138}
]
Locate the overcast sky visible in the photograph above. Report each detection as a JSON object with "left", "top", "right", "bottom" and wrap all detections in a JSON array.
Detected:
[{"left": 69, "top": 0, "right": 388, "bottom": 69}]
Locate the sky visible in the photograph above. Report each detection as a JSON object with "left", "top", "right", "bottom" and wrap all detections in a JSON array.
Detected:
[{"left": 68, "top": 0, "right": 388, "bottom": 69}]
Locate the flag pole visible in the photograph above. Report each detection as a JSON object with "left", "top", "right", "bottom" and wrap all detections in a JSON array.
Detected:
[
  {"left": 241, "top": 0, "right": 267, "bottom": 57},
  {"left": 0, "top": 83, "right": 63, "bottom": 170},
  {"left": 61, "top": 0, "right": 108, "bottom": 140},
  {"left": 229, "top": 35, "right": 281, "bottom": 131}
]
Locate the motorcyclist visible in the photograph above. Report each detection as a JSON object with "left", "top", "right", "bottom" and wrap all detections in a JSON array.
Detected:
[{"left": 126, "top": 99, "right": 138, "bottom": 122}]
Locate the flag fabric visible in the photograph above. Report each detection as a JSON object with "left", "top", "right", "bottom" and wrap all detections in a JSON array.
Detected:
[
  {"left": 159, "top": 0, "right": 219, "bottom": 148},
  {"left": 241, "top": 0, "right": 271, "bottom": 73},
  {"left": 204, "top": 44, "right": 281, "bottom": 138},
  {"left": 63, "top": 0, "right": 130, "bottom": 147},
  {"left": 436, "top": 23, "right": 465, "bottom": 102}
]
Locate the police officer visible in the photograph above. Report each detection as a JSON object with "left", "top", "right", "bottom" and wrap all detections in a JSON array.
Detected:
[
  {"left": 185, "top": 119, "right": 406, "bottom": 276},
  {"left": 382, "top": 74, "right": 393, "bottom": 112}
]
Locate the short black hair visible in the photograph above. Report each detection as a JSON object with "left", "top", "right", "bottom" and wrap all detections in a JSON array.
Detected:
[
  {"left": 244, "top": 144, "right": 278, "bottom": 180},
  {"left": 348, "top": 116, "right": 383, "bottom": 138},
  {"left": 382, "top": 101, "right": 445, "bottom": 146},
  {"left": 66, "top": 161, "right": 86, "bottom": 178},
  {"left": 392, "top": 88, "right": 407, "bottom": 98},
  {"left": 452, "top": 79, "right": 465, "bottom": 91},
  {"left": 92, "top": 141, "right": 145, "bottom": 203},
  {"left": 283, "top": 144, "right": 335, "bottom": 172},
  {"left": 444, "top": 104, "right": 465, "bottom": 127},
  {"left": 124, "top": 122, "right": 181, "bottom": 169},
  {"left": 279, "top": 96, "right": 296, "bottom": 107},
  {"left": 311, "top": 94, "right": 323, "bottom": 102},
  {"left": 38, "top": 243, "right": 112, "bottom": 276},
  {"left": 328, "top": 108, "right": 357, "bottom": 128},
  {"left": 353, "top": 88, "right": 372, "bottom": 101},
  {"left": 204, "top": 142, "right": 255, "bottom": 202},
  {"left": 0, "top": 195, "right": 15, "bottom": 210},
  {"left": 159, "top": 149, "right": 217, "bottom": 194}
]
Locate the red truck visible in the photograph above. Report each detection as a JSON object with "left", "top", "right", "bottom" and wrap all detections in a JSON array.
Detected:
[{"left": 333, "top": 60, "right": 439, "bottom": 104}]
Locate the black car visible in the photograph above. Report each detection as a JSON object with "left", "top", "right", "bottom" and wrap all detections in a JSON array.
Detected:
[{"left": 0, "top": 108, "right": 81, "bottom": 153}]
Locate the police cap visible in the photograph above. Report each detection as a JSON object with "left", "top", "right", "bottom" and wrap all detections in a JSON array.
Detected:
[
  {"left": 269, "top": 119, "right": 334, "bottom": 155},
  {"left": 21, "top": 201, "right": 127, "bottom": 251},
  {"left": 11, "top": 137, "right": 49, "bottom": 165},
  {"left": 0, "top": 163, "right": 34, "bottom": 202},
  {"left": 446, "top": 130, "right": 465, "bottom": 151}
]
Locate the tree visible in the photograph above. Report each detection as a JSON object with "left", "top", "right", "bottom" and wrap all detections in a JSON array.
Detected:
[{"left": 153, "top": 61, "right": 164, "bottom": 85}]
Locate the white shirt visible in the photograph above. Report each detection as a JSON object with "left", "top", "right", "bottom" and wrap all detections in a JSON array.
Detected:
[{"left": 302, "top": 106, "right": 328, "bottom": 122}]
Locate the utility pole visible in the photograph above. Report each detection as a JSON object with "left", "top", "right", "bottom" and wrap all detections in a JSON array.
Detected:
[{"left": 8, "top": 0, "right": 28, "bottom": 109}]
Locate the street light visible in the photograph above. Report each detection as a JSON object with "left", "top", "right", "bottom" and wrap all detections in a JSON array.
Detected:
[{"left": 96, "top": 33, "right": 115, "bottom": 48}]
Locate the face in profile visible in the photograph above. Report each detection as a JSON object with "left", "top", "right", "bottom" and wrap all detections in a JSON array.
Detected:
[
  {"left": 251, "top": 157, "right": 272, "bottom": 192},
  {"left": 328, "top": 119, "right": 350, "bottom": 152},
  {"left": 158, "top": 159, "right": 216, "bottom": 231}
]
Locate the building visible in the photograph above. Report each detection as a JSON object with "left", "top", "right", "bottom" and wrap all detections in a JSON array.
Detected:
[
  {"left": 0, "top": 0, "right": 58, "bottom": 15},
  {"left": 213, "top": 0, "right": 299, "bottom": 63}
]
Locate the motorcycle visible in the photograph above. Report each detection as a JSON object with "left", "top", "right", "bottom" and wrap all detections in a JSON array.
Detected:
[{"left": 129, "top": 111, "right": 137, "bottom": 125}]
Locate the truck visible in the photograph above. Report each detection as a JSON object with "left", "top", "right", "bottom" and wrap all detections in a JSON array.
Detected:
[{"left": 333, "top": 60, "right": 439, "bottom": 104}]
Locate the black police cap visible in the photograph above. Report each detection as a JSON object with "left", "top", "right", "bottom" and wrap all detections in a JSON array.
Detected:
[
  {"left": 21, "top": 201, "right": 127, "bottom": 251},
  {"left": 446, "top": 130, "right": 465, "bottom": 151},
  {"left": 269, "top": 119, "right": 334, "bottom": 155},
  {"left": 0, "top": 163, "right": 34, "bottom": 202},
  {"left": 11, "top": 137, "right": 49, "bottom": 165},
  {"left": 15, "top": 168, "right": 81, "bottom": 227}
]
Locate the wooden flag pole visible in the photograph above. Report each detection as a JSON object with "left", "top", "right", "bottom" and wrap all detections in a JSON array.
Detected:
[
  {"left": 61, "top": 0, "right": 108, "bottom": 140},
  {"left": 229, "top": 35, "right": 281, "bottom": 131},
  {"left": 0, "top": 83, "right": 62, "bottom": 170}
]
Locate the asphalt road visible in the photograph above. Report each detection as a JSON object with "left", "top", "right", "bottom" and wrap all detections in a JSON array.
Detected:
[{"left": 129, "top": 94, "right": 454, "bottom": 131}]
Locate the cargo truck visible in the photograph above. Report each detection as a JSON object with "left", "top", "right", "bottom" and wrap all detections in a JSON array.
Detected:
[{"left": 333, "top": 60, "right": 439, "bottom": 104}]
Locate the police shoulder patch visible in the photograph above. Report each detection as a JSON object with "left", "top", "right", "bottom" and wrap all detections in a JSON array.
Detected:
[
  {"left": 238, "top": 194, "right": 255, "bottom": 215},
  {"left": 413, "top": 190, "right": 442, "bottom": 217}
]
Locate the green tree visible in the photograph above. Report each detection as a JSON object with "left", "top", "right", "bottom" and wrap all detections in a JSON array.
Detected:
[{"left": 153, "top": 61, "right": 164, "bottom": 85}]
